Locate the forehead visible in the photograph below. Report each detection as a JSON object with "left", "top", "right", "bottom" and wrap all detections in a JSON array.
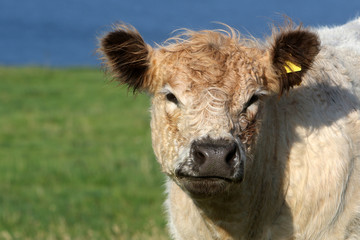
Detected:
[{"left": 157, "top": 30, "right": 264, "bottom": 94}]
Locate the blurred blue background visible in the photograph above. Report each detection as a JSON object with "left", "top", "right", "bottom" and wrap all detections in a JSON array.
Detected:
[{"left": 1, "top": 0, "right": 359, "bottom": 66}]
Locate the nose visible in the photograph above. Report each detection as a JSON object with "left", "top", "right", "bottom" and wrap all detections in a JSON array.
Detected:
[{"left": 191, "top": 139, "right": 240, "bottom": 179}]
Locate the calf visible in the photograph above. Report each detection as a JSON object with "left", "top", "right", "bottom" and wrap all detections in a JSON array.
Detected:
[{"left": 99, "top": 18, "right": 360, "bottom": 239}]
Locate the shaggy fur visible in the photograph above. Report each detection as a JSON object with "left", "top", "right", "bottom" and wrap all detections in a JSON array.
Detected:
[{"left": 98, "top": 18, "right": 360, "bottom": 239}]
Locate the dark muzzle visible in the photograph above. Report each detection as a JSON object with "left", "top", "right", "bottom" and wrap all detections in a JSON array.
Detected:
[
  {"left": 176, "top": 138, "right": 244, "bottom": 197},
  {"left": 191, "top": 139, "right": 240, "bottom": 180}
]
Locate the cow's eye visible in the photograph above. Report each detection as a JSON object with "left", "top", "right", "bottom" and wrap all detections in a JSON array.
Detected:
[
  {"left": 247, "top": 94, "right": 259, "bottom": 107},
  {"left": 166, "top": 93, "right": 179, "bottom": 105},
  {"left": 241, "top": 94, "right": 259, "bottom": 113}
]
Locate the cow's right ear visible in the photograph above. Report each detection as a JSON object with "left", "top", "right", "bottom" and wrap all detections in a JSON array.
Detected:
[{"left": 99, "top": 24, "right": 153, "bottom": 93}]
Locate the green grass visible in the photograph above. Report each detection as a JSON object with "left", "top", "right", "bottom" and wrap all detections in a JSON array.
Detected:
[{"left": 0, "top": 67, "right": 167, "bottom": 239}]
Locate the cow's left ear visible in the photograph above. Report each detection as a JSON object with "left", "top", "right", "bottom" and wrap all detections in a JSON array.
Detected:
[{"left": 267, "top": 28, "right": 320, "bottom": 94}]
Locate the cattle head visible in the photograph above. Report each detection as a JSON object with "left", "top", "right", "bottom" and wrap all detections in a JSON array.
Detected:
[{"left": 99, "top": 23, "right": 320, "bottom": 198}]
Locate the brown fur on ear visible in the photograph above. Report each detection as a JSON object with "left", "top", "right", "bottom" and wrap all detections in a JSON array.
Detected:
[
  {"left": 99, "top": 24, "right": 151, "bottom": 93},
  {"left": 270, "top": 25, "right": 320, "bottom": 94}
]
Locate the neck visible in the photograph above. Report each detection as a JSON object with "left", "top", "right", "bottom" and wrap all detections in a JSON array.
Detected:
[{"left": 191, "top": 168, "right": 288, "bottom": 239}]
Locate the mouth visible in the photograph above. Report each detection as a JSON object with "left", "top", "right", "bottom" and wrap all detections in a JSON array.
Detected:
[{"left": 176, "top": 173, "right": 242, "bottom": 198}]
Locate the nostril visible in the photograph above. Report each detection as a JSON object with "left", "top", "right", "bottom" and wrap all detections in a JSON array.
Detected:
[
  {"left": 225, "top": 146, "right": 238, "bottom": 166},
  {"left": 193, "top": 147, "right": 207, "bottom": 165}
]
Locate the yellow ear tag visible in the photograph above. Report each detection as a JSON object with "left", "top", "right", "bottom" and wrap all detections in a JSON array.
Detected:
[{"left": 284, "top": 61, "right": 302, "bottom": 73}]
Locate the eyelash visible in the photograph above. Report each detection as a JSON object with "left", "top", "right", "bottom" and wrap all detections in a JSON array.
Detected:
[{"left": 166, "top": 93, "right": 179, "bottom": 105}]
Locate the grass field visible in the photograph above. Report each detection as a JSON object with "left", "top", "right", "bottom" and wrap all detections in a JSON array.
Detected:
[{"left": 0, "top": 67, "right": 167, "bottom": 239}]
